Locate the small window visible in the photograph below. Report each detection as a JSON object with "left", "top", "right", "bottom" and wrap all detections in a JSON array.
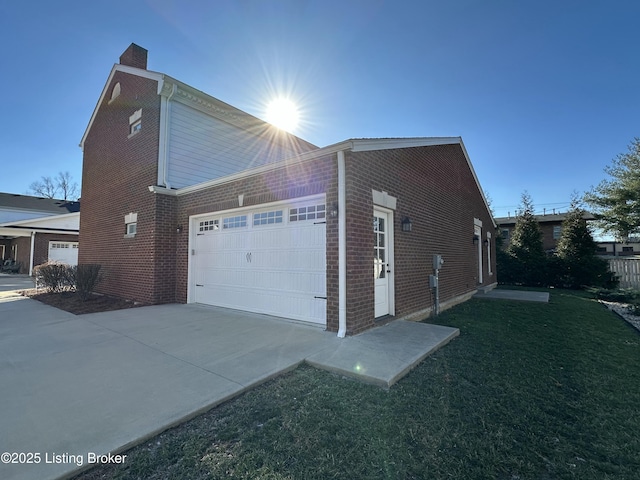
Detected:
[
  {"left": 128, "top": 109, "right": 142, "bottom": 137},
  {"left": 501, "top": 229, "right": 510, "bottom": 240},
  {"left": 126, "top": 222, "right": 137, "bottom": 236},
  {"left": 223, "top": 215, "right": 247, "bottom": 229},
  {"left": 290, "top": 204, "right": 325, "bottom": 222},
  {"left": 253, "top": 210, "right": 283, "bottom": 226},
  {"left": 130, "top": 120, "right": 141, "bottom": 135},
  {"left": 553, "top": 225, "right": 562, "bottom": 239},
  {"left": 622, "top": 246, "right": 633, "bottom": 252},
  {"left": 199, "top": 219, "right": 219, "bottom": 232}
]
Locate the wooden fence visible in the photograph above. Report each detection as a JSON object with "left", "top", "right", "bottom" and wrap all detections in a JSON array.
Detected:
[{"left": 608, "top": 258, "right": 640, "bottom": 289}]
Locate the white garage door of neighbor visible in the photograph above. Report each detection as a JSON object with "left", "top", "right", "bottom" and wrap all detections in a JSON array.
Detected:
[
  {"left": 191, "top": 198, "right": 327, "bottom": 324},
  {"left": 48, "top": 241, "right": 79, "bottom": 265}
]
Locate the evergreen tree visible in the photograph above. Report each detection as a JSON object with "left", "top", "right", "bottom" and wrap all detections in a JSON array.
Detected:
[
  {"left": 584, "top": 137, "right": 640, "bottom": 241},
  {"left": 506, "top": 192, "right": 547, "bottom": 286},
  {"left": 554, "top": 197, "right": 617, "bottom": 289}
]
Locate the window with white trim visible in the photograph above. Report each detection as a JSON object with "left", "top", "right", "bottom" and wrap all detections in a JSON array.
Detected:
[
  {"left": 199, "top": 219, "right": 219, "bottom": 232},
  {"left": 253, "top": 210, "right": 283, "bottom": 226},
  {"left": 124, "top": 212, "right": 138, "bottom": 237},
  {"left": 553, "top": 225, "right": 562, "bottom": 239},
  {"left": 126, "top": 222, "right": 137, "bottom": 235},
  {"left": 223, "top": 215, "right": 247, "bottom": 229},
  {"left": 129, "top": 109, "right": 142, "bottom": 137},
  {"left": 289, "top": 204, "right": 325, "bottom": 222}
]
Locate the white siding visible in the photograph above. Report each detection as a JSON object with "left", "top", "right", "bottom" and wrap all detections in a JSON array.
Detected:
[{"left": 167, "top": 102, "right": 301, "bottom": 188}]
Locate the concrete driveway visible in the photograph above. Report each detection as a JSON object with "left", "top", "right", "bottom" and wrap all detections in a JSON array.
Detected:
[
  {"left": 0, "top": 294, "right": 458, "bottom": 480},
  {"left": 0, "top": 274, "right": 34, "bottom": 293}
]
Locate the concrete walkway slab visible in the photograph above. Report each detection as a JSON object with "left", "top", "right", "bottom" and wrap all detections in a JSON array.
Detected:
[
  {"left": 307, "top": 320, "right": 459, "bottom": 388},
  {"left": 474, "top": 288, "right": 550, "bottom": 303},
  {"left": 0, "top": 300, "right": 458, "bottom": 480}
]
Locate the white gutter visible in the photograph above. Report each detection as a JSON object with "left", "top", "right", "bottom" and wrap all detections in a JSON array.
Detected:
[
  {"left": 337, "top": 150, "right": 347, "bottom": 338},
  {"left": 29, "top": 231, "right": 36, "bottom": 276},
  {"left": 158, "top": 83, "right": 177, "bottom": 188}
]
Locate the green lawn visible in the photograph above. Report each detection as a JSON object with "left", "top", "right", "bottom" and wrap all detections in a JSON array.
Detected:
[{"left": 75, "top": 290, "right": 640, "bottom": 480}]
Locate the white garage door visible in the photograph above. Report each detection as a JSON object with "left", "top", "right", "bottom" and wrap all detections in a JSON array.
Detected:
[
  {"left": 48, "top": 241, "right": 79, "bottom": 265},
  {"left": 190, "top": 197, "right": 327, "bottom": 324}
]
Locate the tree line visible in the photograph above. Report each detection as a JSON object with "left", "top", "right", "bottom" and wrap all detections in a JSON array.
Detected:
[{"left": 498, "top": 136, "right": 640, "bottom": 289}]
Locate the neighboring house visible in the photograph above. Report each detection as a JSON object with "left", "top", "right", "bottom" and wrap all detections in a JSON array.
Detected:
[
  {"left": 496, "top": 212, "right": 595, "bottom": 253},
  {"left": 79, "top": 44, "right": 496, "bottom": 336},
  {"left": 596, "top": 241, "right": 640, "bottom": 256},
  {"left": 0, "top": 192, "right": 80, "bottom": 274}
]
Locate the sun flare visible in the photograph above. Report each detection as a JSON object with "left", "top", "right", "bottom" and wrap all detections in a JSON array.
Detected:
[{"left": 265, "top": 98, "right": 299, "bottom": 132}]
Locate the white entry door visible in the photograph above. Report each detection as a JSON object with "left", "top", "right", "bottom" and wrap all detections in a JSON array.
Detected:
[
  {"left": 191, "top": 198, "right": 327, "bottom": 324},
  {"left": 374, "top": 209, "right": 392, "bottom": 317}
]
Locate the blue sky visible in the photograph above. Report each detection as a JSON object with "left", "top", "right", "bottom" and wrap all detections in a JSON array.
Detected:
[{"left": 1, "top": 0, "right": 639, "bottom": 219}]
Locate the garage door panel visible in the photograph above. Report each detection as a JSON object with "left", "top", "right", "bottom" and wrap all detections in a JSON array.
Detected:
[{"left": 191, "top": 199, "right": 326, "bottom": 324}]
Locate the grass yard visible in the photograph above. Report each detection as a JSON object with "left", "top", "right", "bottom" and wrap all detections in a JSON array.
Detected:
[{"left": 74, "top": 290, "right": 640, "bottom": 479}]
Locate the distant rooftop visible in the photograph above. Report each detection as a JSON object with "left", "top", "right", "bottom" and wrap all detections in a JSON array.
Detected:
[
  {"left": 495, "top": 212, "right": 594, "bottom": 225},
  {"left": 0, "top": 192, "right": 80, "bottom": 214}
]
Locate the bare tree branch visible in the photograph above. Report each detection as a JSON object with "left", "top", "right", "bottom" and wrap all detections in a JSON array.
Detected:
[
  {"left": 27, "top": 171, "right": 80, "bottom": 200},
  {"left": 28, "top": 176, "right": 59, "bottom": 198}
]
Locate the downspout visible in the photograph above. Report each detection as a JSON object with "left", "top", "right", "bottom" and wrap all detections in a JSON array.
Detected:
[
  {"left": 160, "top": 83, "right": 177, "bottom": 188},
  {"left": 29, "top": 231, "right": 36, "bottom": 276},
  {"left": 337, "top": 150, "right": 347, "bottom": 338}
]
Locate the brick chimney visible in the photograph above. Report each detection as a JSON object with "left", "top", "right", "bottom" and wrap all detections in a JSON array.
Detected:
[{"left": 119, "top": 43, "right": 148, "bottom": 69}]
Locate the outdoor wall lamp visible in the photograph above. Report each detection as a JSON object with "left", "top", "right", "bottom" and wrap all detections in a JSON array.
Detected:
[
  {"left": 483, "top": 239, "right": 489, "bottom": 246},
  {"left": 330, "top": 204, "right": 339, "bottom": 218},
  {"left": 176, "top": 225, "right": 183, "bottom": 234},
  {"left": 401, "top": 216, "right": 413, "bottom": 232},
  {"left": 473, "top": 235, "right": 480, "bottom": 246}
]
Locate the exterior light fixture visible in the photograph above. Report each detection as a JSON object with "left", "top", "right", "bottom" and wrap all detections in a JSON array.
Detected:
[
  {"left": 473, "top": 235, "right": 480, "bottom": 245},
  {"left": 176, "top": 225, "right": 183, "bottom": 234},
  {"left": 483, "top": 239, "right": 489, "bottom": 246},
  {"left": 330, "top": 204, "right": 339, "bottom": 218},
  {"left": 401, "top": 216, "right": 412, "bottom": 232}
]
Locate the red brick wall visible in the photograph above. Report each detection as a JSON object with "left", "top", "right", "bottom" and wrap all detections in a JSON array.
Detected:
[
  {"left": 79, "top": 70, "right": 163, "bottom": 303},
  {"left": 343, "top": 144, "right": 496, "bottom": 334},
  {"left": 540, "top": 223, "right": 561, "bottom": 251}
]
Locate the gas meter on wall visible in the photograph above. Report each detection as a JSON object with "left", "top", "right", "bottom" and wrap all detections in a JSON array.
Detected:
[{"left": 433, "top": 254, "right": 444, "bottom": 270}]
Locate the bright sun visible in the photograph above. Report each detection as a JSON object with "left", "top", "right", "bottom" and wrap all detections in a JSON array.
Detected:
[{"left": 266, "top": 98, "right": 299, "bottom": 132}]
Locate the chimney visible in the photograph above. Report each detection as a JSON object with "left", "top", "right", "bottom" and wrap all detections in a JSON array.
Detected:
[{"left": 119, "top": 43, "right": 148, "bottom": 69}]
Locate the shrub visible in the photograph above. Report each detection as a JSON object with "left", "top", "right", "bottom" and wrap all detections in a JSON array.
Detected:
[
  {"left": 33, "top": 262, "right": 74, "bottom": 293},
  {"left": 74, "top": 264, "right": 103, "bottom": 301}
]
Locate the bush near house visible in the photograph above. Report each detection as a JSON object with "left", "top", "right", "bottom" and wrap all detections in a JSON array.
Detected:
[
  {"left": 33, "top": 262, "right": 74, "bottom": 293},
  {"left": 33, "top": 262, "right": 103, "bottom": 300}
]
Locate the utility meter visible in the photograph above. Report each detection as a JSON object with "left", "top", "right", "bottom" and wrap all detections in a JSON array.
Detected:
[{"left": 433, "top": 254, "right": 444, "bottom": 270}]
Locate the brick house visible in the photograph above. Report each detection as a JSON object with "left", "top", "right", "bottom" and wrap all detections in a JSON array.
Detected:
[
  {"left": 79, "top": 44, "right": 496, "bottom": 336},
  {"left": 496, "top": 212, "right": 596, "bottom": 253},
  {"left": 0, "top": 193, "right": 80, "bottom": 274}
]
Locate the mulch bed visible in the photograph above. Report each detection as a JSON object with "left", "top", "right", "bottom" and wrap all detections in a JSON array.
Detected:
[{"left": 22, "top": 289, "right": 144, "bottom": 315}]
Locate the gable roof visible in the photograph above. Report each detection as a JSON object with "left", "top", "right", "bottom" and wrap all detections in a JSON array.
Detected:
[
  {"left": 80, "top": 63, "right": 318, "bottom": 156},
  {"left": 0, "top": 192, "right": 80, "bottom": 214}
]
